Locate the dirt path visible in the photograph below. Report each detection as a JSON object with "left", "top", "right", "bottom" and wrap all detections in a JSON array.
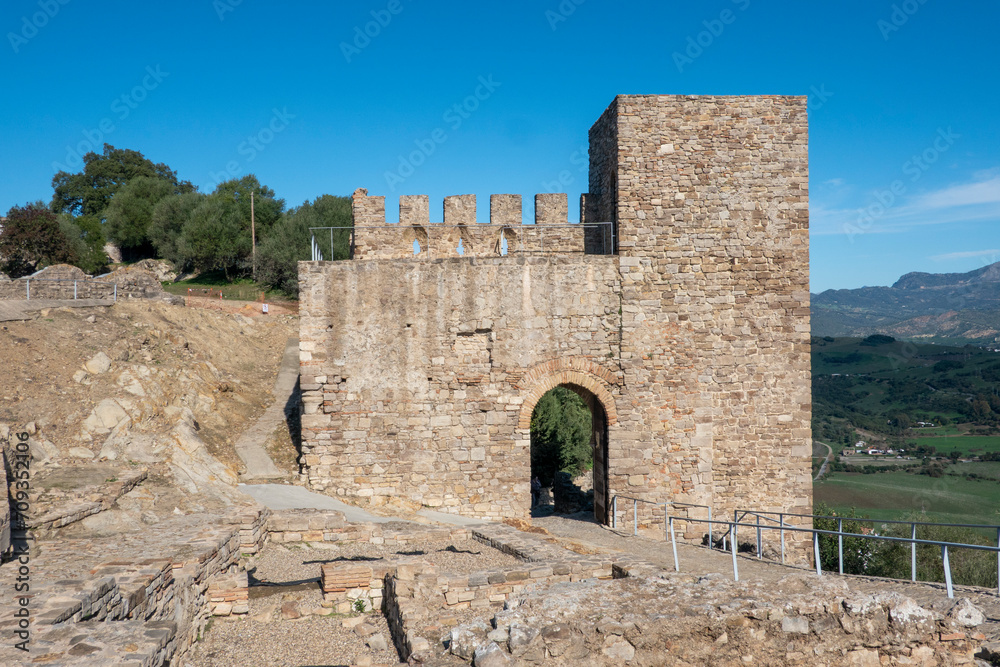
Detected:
[
  {"left": 814, "top": 440, "right": 833, "bottom": 480},
  {"left": 0, "top": 297, "right": 114, "bottom": 321},
  {"left": 234, "top": 337, "right": 299, "bottom": 481}
]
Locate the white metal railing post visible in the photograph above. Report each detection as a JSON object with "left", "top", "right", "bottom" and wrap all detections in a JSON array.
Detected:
[
  {"left": 756, "top": 514, "right": 762, "bottom": 559},
  {"left": 780, "top": 513, "right": 786, "bottom": 565},
  {"left": 612, "top": 496, "right": 617, "bottom": 529},
  {"left": 26, "top": 279, "right": 29, "bottom": 300},
  {"left": 942, "top": 545, "right": 954, "bottom": 598},
  {"left": 838, "top": 518, "right": 844, "bottom": 575},
  {"left": 633, "top": 499, "right": 638, "bottom": 537},
  {"left": 73, "top": 280, "right": 77, "bottom": 299},
  {"left": 114, "top": 284, "right": 117, "bottom": 302},
  {"left": 730, "top": 523, "right": 739, "bottom": 582},
  {"left": 814, "top": 532, "right": 822, "bottom": 576},
  {"left": 733, "top": 510, "right": 739, "bottom": 551},
  {"left": 669, "top": 517, "right": 679, "bottom": 572},
  {"left": 664, "top": 504, "right": 669, "bottom": 543},
  {"left": 708, "top": 505, "right": 713, "bottom": 549},
  {"left": 912, "top": 523, "right": 918, "bottom": 582}
]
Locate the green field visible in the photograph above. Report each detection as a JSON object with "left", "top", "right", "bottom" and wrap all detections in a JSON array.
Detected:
[
  {"left": 815, "top": 471, "right": 1000, "bottom": 525},
  {"left": 909, "top": 435, "right": 1000, "bottom": 454}
]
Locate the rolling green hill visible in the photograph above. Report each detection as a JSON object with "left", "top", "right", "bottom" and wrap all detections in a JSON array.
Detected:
[{"left": 812, "top": 335, "right": 1000, "bottom": 450}]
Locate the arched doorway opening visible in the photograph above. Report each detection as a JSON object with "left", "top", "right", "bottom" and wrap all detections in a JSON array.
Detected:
[{"left": 528, "top": 383, "right": 609, "bottom": 523}]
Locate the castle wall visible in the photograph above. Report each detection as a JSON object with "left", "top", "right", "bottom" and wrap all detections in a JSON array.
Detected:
[
  {"left": 588, "top": 94, "right": 812, "bottom": 526},
  {"left": 299, "top": 94, "right": 811, "bottom": 530},
  {"left": 298, "top": 256, "right": 622, "bottom": 519}
]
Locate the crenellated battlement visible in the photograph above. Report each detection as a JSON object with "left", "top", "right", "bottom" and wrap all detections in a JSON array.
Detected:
[{"left": 346, "top": 189, "right": 612, "bottom": 259}]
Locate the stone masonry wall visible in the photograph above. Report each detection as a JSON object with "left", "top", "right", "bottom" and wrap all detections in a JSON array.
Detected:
[
  {"left": 300, "top": 94, "right": 811, "bottom": 536},
  {"left": 350, "top": 190, "right": 609, "bottom": 260},
  {"left": 586, "top": 94, "right": 812, "bottom": 533},
  {"left": 299, "top": 256, "right": 622, "bottom": 520}
]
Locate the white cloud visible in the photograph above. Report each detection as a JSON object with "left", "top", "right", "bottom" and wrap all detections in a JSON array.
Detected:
[
  {"left": 916, "top": 175, "right": 1000, "bottom": 209},
  {"left": 810, "top": 171, "right": 1000, "bottom": 237},
  {"left": 929, "top": 249, "right": 1000, "bottom": 262}
]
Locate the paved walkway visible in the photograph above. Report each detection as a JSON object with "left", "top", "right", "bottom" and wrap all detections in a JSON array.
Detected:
[
  {"left": 0, "top": 298, "right": 114, "bottom": 321},
  {"left": 234, "top": 337, "right": 299, "bottom": 480}
]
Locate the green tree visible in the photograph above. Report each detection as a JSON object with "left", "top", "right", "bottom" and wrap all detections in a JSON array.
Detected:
[
  {"left": 179, "top": 197, "right": 245, "bottom": 277},
  {"left": 256, "top": 194, "right": 351, "bottom": 295},
  {"left": 57, "top": 213, "right": 108, "bottom": 275},
  {"left": 813, "top": 503, "right": 890, "bottom": 576},
  {"left": 0, "top": 202, "right": 76, "bottom": 277},
  {"left": 972, "top": 398, "right": 991, "bottom": 422},
  {"left": 103, "top": 176, "right": 179, "bottom": 256},
  {"left": 149, "top": 192, "right": 207, "bottom": 269},
  {"left": 178, "top": 175, "right": 284, "bottom": 277},
  {"left": 50, "top": 144, "right": 191, "bottom": 218},
  {"left": 530, "top": 386, "right": 593, "bottom": 485}
]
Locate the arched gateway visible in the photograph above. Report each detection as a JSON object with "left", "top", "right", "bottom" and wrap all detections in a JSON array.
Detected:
[
  {"left": 297, "top": 95, "right": 813, "bottom": 535},
  {"left": 517, "top": 360, "right": 617, "bottom": 523}
]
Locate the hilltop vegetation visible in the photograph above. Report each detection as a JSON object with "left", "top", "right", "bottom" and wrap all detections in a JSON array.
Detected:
[{"left": 1, "top": 144, "right": 351, "bottom": 296}]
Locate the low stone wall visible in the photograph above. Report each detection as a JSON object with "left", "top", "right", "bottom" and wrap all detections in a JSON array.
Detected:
[
  {"left": 0, "top": 507, "right": 271, "bottom": 666},
  {"left": 0, "top": 264, "right": 178, "bottom": 303},
  {"left": 0, "top": 442, "right": 11, "bottom": 557},
  {"left": 27, "top": 469, "right": 148, "bottom": 533}
]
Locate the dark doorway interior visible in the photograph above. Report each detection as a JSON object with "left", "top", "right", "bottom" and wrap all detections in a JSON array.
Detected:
[{"left": 529, "top": 384, "right": 609, "bottom": 523}]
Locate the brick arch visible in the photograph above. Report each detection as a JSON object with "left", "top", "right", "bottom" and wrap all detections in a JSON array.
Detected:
[{"left": 517, "top": 358, "right": 618, "bottom": 429}]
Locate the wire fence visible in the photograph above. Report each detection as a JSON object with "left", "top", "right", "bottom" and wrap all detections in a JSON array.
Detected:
[{"left": 611, "top": 495, "right": 1000, "bottom": 598}]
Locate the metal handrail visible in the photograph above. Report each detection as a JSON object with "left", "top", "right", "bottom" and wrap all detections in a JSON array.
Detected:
[
  {"left": 611, "top": 495, "right": 715, "bottom": 549},
  {"left": 610, "top": 494, "right": 1000, "bottom": 599},
  {"left": 740, "top": 508, "right": 1000, "bottom": 531},
  {"left": 308, "top": 222, "right": 617, "bottom": 260}
]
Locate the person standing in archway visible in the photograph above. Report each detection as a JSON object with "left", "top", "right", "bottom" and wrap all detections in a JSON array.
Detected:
[{"left": 531, "top": 476, "right": 541, "bottom": 507}]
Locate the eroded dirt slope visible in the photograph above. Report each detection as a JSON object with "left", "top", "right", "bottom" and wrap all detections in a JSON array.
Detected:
[{"left": 1, "top": 299, "right": 297, "bottom": 522}]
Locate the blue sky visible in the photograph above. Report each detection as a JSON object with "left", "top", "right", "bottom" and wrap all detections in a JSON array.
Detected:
[{"left": 1, "top": 0, "right": 997, "bottom": 293}]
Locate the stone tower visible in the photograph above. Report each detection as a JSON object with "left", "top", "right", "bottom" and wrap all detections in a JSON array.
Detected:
[{"left": 297, "top": 94, "right": 811, "bottom": 537}]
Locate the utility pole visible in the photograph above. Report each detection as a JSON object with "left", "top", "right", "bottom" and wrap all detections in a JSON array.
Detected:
[{"left": 251, "top": 191, "right": 256, "bottom": 281}]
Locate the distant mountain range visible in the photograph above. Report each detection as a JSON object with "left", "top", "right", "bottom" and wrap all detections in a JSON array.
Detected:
[{"left": 812, "top": 262, "right": 1000, "bottom": 344}]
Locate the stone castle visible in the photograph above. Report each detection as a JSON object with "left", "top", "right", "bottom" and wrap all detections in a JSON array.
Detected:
[{"left": 297, "top": 94, "right": 812, "bottom": 531}]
